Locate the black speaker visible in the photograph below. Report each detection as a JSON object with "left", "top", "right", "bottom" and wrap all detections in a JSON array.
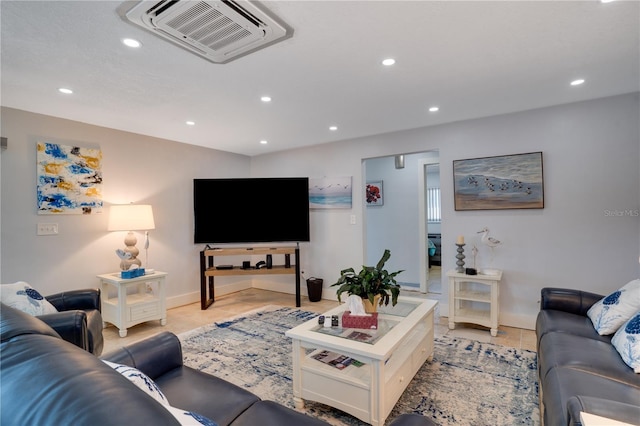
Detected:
[
  {"left": 284, "top": 254, "right": 291, "bottom": 268},
  {"left": 242, "top": 261, "right": 251, "bottom": 269},
  {"left": 266, "top": 254, "right": 272, "bottom": 269}
]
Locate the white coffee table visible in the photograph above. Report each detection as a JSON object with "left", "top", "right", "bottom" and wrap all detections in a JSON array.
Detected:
[{"left": 285, "top": 296, "right": 437, "bottom": 426}]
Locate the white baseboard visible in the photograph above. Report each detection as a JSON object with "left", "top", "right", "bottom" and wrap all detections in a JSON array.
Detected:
[{"left": 166, "top": 280, "right": 252, "bottom": 309}]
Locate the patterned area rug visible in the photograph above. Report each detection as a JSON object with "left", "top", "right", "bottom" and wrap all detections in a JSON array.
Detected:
[{"left": 178, "top": 306, "right": 539, "bottom": 425}]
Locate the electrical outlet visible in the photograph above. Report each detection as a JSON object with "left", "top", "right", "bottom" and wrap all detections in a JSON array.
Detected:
[
  {"left": 350, "top": 214, "right": 356, "bottom": 225},
  {"left": 37, "top": 223, "right": 59, "bottom": 236}
]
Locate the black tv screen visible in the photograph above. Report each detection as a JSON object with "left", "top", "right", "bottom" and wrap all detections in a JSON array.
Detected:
[{"left": 194, "top": 177, "right": 310, "bottom": 244}]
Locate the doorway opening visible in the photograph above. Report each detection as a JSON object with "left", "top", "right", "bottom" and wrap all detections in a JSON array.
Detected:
[{"left": 363, "top": 151, "right": 440, "bottom": 295}]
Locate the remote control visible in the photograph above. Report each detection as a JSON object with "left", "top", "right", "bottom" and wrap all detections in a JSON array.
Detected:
[
  {"left": 318, "top": 315, "right": 325, "bottom": 325},
  {"left": 331, "top": 315, "right": 339, "bottom": 327}
]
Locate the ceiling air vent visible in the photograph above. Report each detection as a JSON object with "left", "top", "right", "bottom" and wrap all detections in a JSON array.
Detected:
[{"left": 122, "top": 0, "right": 293, "bottom": 64}]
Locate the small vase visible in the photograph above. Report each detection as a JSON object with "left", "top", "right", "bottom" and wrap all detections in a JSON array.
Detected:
[{"left": 363, "top": 295, "right": 381, "bottom": 313}]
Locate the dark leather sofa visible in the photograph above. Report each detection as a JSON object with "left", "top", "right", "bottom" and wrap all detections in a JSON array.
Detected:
[
  {"left": 535, "top": 288, "right": 640, "bottom": 425},
  {"left": 1, "top": 303, "right": 431, "bottom": 426},
  {"left": 41, "top": 288, "right": 104, "bottom": 355}
]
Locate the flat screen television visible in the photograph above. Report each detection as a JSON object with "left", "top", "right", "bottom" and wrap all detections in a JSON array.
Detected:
[{"left": 193, "top": 177, "right": 310, "bottom": 244}]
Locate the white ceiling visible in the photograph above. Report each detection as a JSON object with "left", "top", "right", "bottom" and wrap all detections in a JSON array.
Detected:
[{"left": 1, "top": 1, "right": 638, "bottom": 157}]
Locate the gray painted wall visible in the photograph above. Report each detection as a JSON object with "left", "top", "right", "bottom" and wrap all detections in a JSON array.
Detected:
[
  {"left": 251, "top": 93, "right": 640, "bottom": 328},
  {"left": 1, "top": 93, "right": 639, "bottom": 328},
  {"left": 0, "top": 107, "right": 251, "bottom": 305}
]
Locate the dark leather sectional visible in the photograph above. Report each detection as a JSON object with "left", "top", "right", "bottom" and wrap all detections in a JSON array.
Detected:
[
  {"left": 535, "top": 288, "right": 640, "bottom": 425},
  {"left": 1, "top": 302, "right": 432, "bottom": 426}
]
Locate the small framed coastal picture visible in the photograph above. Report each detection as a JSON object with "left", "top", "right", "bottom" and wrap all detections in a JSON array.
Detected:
[
  {"left": 453, "top": 152, "right": 544, "bottom": 211},
  {"left": 309, "top": 176, "right": 352, "bottom": 209}
]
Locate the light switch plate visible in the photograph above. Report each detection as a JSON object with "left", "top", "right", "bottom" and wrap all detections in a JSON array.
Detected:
[{"left": 37, "top": 223, "right": 59, "bottom": 235}]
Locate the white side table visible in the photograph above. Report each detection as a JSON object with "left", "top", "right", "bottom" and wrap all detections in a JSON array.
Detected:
[
  {"left": 447, "top": 270, "right": 502, "bottom": 336},
  {"left": 97, "top": 271, "right": 167, "bottom": 337}
]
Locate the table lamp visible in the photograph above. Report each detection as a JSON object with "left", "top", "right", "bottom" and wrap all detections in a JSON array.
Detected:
[{"left": 108, "top": 204, "right": 155, "bottom": 271}]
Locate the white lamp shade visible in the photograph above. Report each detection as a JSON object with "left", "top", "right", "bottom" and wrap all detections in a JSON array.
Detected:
[{"left": 108, "top": 204, "right": 155, "bottom": 231}]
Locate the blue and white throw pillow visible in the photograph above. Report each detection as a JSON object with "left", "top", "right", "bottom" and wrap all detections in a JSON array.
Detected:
[
  {"left": 164, "top": 405, "right": 218, "bottom": 426},
  {"left": 102, "top": 360, "right": 169, "bottom": 405},
  {"left": 587, "top": 279, "right": 640, "bottom": 335},
  {"left": 0, "top": 281, "right": 58, "bottom": 316},
  {"left": 611, "top": 311, "right": 640, "bottom": 373}
]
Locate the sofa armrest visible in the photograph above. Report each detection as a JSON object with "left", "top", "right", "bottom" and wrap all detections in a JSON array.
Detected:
[
  {"left": 46, "top": 288, "right": 101, "bottom": 312},
  {"left": 101, "top": 331, "right": 183, "bottom": 380},
  {"left": 540, "top": 288, "right": 603, "bottom": 316},
  {"left": 37, "top": 310, "right": 89, "bottom": 351},
  {"left": 567, "top": 396, "right": 640, "bottom": 426}
]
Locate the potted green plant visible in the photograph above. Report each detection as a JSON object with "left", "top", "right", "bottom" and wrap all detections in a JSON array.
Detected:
[{"left": 331, "top": 249, "right": 404, "bottom": 311}]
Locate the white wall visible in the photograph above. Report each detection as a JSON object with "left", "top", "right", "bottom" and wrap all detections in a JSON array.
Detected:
[
  {"left": 0, "top": 107, "right": 252, "bottom": 306},
  {"left": 1, "top": 94, "right": 638, "bottom": 329},
  {"left": 251, "top": 93, "right": 640, "bottom": 329}
]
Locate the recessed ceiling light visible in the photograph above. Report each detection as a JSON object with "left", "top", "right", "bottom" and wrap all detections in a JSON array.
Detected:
[
  {"left": 428, "top": 106, "right": 440, "bottom": 112},
  {"left": 58, "top": 88, "right": 73, "bottom": 94},
  {"left": 122, "top": 38, "right": 142, "bottom": 48},
  {"left": 600, "top": 0, "right": 615, "bottom": 3},
  {"left": 260, "top": 140, "right": 268, "bottom": 145},
  {"left": 329, "top": 126, "right": 338, "bottom": 131},
  {"left": 570, "top": 79, "right": 585, "bottom": 86},
  {"left": 260, "top": 96, "right": 272, "bottom": 102},
  {"left": 382, "top": 58, "right": 396, "bottom": 66},
  {"left": 186, "top": 121, "right": 195, "bottom": 126}
]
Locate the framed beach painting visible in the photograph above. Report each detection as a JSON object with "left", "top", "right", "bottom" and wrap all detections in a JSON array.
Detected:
[
  {"left": 365, "top": 181, "right": 384, "bottom": 207},
  {"left": 453, "top": 152, "right": 544, "bottom": 211},
  {"left": 309, "top": 176, "right": 352, "bottom": 209}
]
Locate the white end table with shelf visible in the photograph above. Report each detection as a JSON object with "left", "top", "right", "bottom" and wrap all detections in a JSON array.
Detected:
[
  {"left": 97, "top": 271, "right": 167, "bottom": 337},
  {"left": 447, "top": 270, "right": 502, "bottom": 336}
]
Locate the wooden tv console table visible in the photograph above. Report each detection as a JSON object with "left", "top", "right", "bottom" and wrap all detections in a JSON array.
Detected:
[{"left": 200, "top": 246, "right": 301, "bottom": 310}]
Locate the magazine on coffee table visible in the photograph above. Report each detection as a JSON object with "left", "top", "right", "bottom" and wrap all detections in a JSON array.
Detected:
[
  {"left": 345, "top": 330, "right": 376, "bottom": 343},
  {"left": 311, "top": 350, "right": 365, "bottom": 369}
]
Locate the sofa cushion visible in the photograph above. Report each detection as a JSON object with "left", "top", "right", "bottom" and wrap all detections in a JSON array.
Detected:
[
  {"left": 587, "top": 279, "right": 640, "bottom": 335},
  {"left": 567, "top": 396, "right": 640, "bottom": 426},
  {"left": 229, "top": 400, "right": 327, "bottom": 426},
  {"left": 611, "top": 312, "right": 640, "bottom": 373},
  {"left": 102, "top": 359, "right": 219, "bottom": 426},
  {"left": 536, "top": 309, "right": 610, "bottom": 348},
  {"left": 154, "top": 365, "right": 260, "bottom": 426},
  {"left": 0, "top": 281, "right": 58, "bottom": 316},
  {"left": 542, "top": 366, "right": 640, "bottom": 426},
  {"left": 538, "top": 332, "right": 640, "bottom": 385}
]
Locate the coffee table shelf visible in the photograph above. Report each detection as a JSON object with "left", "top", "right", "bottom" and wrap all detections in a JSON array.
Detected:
[{"left": 286, "top": 296, "right": 437, "bottom": 426}]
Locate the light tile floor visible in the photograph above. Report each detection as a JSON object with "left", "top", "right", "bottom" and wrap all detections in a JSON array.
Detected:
[{"left": 102, "top": 286, "right": 537, "bottom": 354}]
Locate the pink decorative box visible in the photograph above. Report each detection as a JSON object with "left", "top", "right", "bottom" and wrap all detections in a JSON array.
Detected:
[{"left": 342, "top": 311, "right": 378, "bottom": 329}]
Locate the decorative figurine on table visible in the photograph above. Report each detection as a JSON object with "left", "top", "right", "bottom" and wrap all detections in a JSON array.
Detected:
[{"left": 477, "top": 227, "right": 502, "bottom": 275}]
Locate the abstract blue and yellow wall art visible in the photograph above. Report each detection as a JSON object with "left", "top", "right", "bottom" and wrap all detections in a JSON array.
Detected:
[{"left": 36, "top": 142, "right": 103, "bottom": 214}]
